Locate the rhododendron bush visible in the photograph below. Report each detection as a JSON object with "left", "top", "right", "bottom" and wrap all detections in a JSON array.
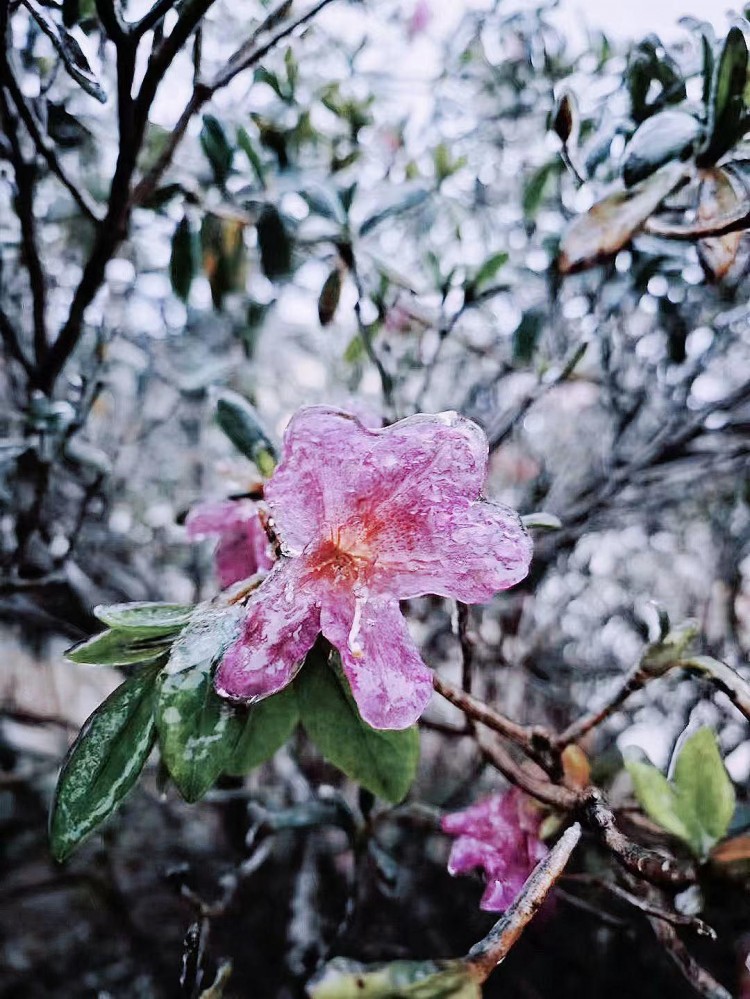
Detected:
[{"left": 2, "top": 0, "right": 750, "bottom": 996}]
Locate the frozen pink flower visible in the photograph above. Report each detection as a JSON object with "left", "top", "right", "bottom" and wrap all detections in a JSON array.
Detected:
[
  {"left": 407, "top": 0, "right": 431, "bottom": 38},
  {"left": 215, "top": 407, "right": 532, "bottom": 730},
  {"left": 186, "top": 499, "right": 273, "bottom": 589},
  {"left": 442, "top": 789, "right": 548, "bottom": 911}
]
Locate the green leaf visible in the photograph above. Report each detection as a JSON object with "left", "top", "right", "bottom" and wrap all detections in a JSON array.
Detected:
[
  {"left": 359, "top": 188, "right": 430, "bottom": 238},
  {"left": 522, "top": 161, "right": 557, "bottom": 220},
  {"left": 625, "top": 759, "right": 701, "bottom": 850},
  {"left": 66, "top": 629, "right": 173, "bottom": 666},
  {"left": 700, "top": 26, "right": 748, "bottom": 165},
  {"left": 622, "top": 110, "right": 702, "bottom": 187},
  {"left": 513, "top": 309, "right": 544, "bottom": 364},
  {"left": 49, "top": 664, "right": 160, "bottom": 861},
  {"left": 470, "top": 251, "right": 508, "bottom": 293},
  {"left": 236, "top": 126, "right": 266, "bottom": 188},
  {"left": 300, "top": 185, "right": 346, "bottom": 225},
  {"left": 170, "top": 215, "right": 197, "bottom": 301},
  {"left": 318, "top": 268, "right": 343, "bottom": 326},
  {"left": 296, "top": 653, "right": 419, "bottom": 804},
  {"left": 558, "top": 163, "right": 686, "bottom": 274},
  {"left": 257, "top": 204, "right": 292, "bottom": 279},
  {"left": 215, "top": 389, "right": 278, "bottom": 474},
  {"left": 673, "top": 728, "right": 736, "bottom": 848},
  {"left": 156, "top": 608, "right": 245, "bottom": 802},
  {"left": 200, "top": 114, "right": 234, "bottom": 186},
  {"left": 308, "top": 958, "right": 480, "bottom": 998},
  {"left": 93, "top": 602, "right": 194, "bottom": 637},
  {"left": 224, "top": 685, "right": 300, "bottom": 775},
  {"left": 521, "top": 512, "right": 562, "bottom": 531}
]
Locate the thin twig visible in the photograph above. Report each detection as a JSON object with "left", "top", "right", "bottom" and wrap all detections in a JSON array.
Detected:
[{"left": 648, "top": 916, "right": 732, "bottom": 999}]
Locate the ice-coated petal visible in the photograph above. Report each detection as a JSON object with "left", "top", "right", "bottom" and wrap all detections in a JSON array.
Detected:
[
  {"left": 370, "top": 498, "right": 532, "bottom": 601},
  {"left": 319, "top": 594, "right": 433, "bottom": 730},
  {"left": 187, "top": 498, "right": 273, "bottom": 586},
  {"left": 441, "top": 789, "right": 548, "bottom": 912},
  {"left": 216, "top": 560, "right": 320, "bottom": 702},
  {"left": 265, "top": 407, "right": 489, "bottom": 556},
  {"left": 186, "top": 499, "right": 254, "bottom": 539},
  {"left": 214, "top": 519, "right": 273, "bottom": 587}
]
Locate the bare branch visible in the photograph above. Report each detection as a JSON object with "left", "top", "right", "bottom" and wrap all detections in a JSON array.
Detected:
[{"left": 648, "top": 916, "right": 733, "bottom": 999}]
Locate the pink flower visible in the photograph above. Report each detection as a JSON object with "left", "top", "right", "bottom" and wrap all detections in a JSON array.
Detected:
[
  {"left": 442, "top": 789, "right": 548, "bottom": 911},
  {"left": 407, "top": 0, "right": 431, "bottom": 38},
  {"left": 215, "top": 407, "right": 532, "bottom": 730},
  {"left": 186, "top": 499, "right": 273, "bottom": 589}
]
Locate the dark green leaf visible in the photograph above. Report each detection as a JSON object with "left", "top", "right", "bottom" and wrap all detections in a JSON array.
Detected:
[
  {"left": 359, "top": 188, "right": 430, "bottom": 238},
  {"left": 552, "top": 89, "right": 578, "bottom": 146},
  {"left": 66, "top": 629, "right": 173, "bottom": 666},
  {"left": 224, "top": 686, "right": 300, "bottom": 775},
  {"left": 237, "top": 126, "right": 266, "bottom": 188},
  {"left": 300, "top": 185, "right": 346, "bottom": 225},
  {"left": 25, "top": 0, "right": 106, "bottom": 102},
  {"left": 308, "top": 958, "right": 480, "bottom": 998},
  {"left": 49, "top": 665, "right": 160, "bottom": 861},
  {"left": 673, "top": 728, "right": 736, "bottom": 849},
  {"left": 522, "top": 161, "right": 556, "bottom": 220},
  {"left": 700, "top": 26, "right": 748, "bottom": 165},
  {"left": 318, "top": 268, "right": 343, "bottom": 326},
  {"left": 93, "top": 602, "right": 194, "bottom": 637},
  {"left": 558, "top": 163, "right": 686, "bottom": 273},
  {"left": 471, "top": 251, "right": 509, "bottom": 292},
  {"left": 622, "top": 111, "right": 702, "bottom": 187},
  {"left": 512, "top": 310, "right": 544, "bottom": 363},
  {"left": 170, "top": 215, "right": 197, "bottom": 302},
  {"left": 156, "top": 608, "right": 245, "bottom": 802},
  {"left": 215, "top": 389, "right": 277, "bottom": 474},
  {"left": 296, "top": 653, "right": 419, "bottom": 804},
  {"left": 200, "top": 114, "right": 234, "bottom": 186},
  {"left": 257, "top": 204, "right": 292, "bottom": 278}
]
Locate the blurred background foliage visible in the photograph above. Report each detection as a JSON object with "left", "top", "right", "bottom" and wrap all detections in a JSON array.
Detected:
[{"left": 1, "top": 0, "right": 750, "bottom": 996}]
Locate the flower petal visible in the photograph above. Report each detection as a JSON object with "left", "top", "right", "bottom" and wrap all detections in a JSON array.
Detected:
[
  {"left": 265, "top": 407, "right": 489, "bottom": 556},
  {"left": 371, "top": 499, "right": 532, "bottom": 601},
  {"left": 186, "top": 499, "right": 255, "bottom": 538},
  {"left": 215, "top": 519, "right": 274, "bottom": 587},
  {"left": 319, "top": 594, "right": 433, "bottom": 730},
  {"left": 216, "top": 560, "right": 320, "bottom": 702},
  {"left": 480, "top": 874, "right": 527, "bottom": 912}
]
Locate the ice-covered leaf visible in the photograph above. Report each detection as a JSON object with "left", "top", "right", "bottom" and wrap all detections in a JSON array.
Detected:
[
  {"left": 50, "top": 664, "right": 160, "bottom": 860},
  {"left": 66, "top": 629, "right": 173, "bottom": 666},
  {"left": 156, "top": 607, "right": 245, "bottom": 802},
  {"left": 359, "top": 188, "right": 430, "bottom": 238},
  {"left": 25, "top": 0, "right": 106, "bottom": 102},
  {"left": 296, "top": 652, "right": 419, "bottom": 804},
  {"left": 558, "top": 163, "right": 686, "bottom": 273},
  {"left": 215, "top": 389, "right": 277, "bottom": 474},
  {"left": 93, "top": 602, "right": 193, "bottom": 637},
  {"left": 224, "top": 685, "right": 299, "bottom": 775},
  {"left": 621, "top": 110, "right": 702, "bottom": 187}
]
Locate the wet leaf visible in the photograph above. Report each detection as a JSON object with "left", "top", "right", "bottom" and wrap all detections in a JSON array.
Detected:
[
  {"left": 308, "top": 958, "right": 479, "bottom": 998},
  {"left": 558, "top": 163, "right": 685, "bottom": 273},
  {"left": 621, "top": 110, "right": 702, "bottom": 187},
  {"left": 701, "top": 26, "right": 748, "bottom": 165},
  {"left": 156, "top": 607, "right": 245, "bottom": 802},
  {"left": 296, "top": 652, "right": 419, "bottom": 804},
  {"left": 49, "top": 664, "right": 160, "bottom": 861},
  {"left": 66, "top": 629, "right": 173, "bottom": 666},
  {"left": 236, "top": 126, "right": 266, "bottom": 188},
  {"left": 200, "top": 114, "right": 234, "bottom": 186},
  {"left": 318, "top": 268, "right": 343, "bottom": 325},
  {"left": 224, "top": 685, "right": 299, "bottom": 775},
  {"left": 257, "top": 204, "right": 292, "bottom": 278},
  {"left": 93, "top": 602, "right": 194, "bottom": 637},
  {"left": 170, "top": 215, "right": 197, "bottom": 301},
  {"left": 215, "top": 389, "right": 278, "bottom": 474},
  {"left": 696, "top": 168, "right": 743, "bottom": 281}
]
